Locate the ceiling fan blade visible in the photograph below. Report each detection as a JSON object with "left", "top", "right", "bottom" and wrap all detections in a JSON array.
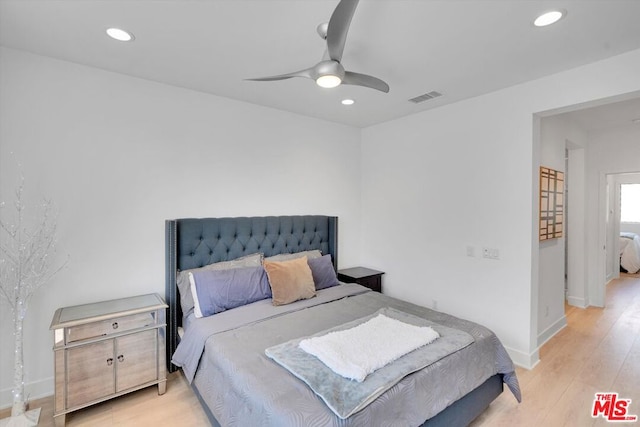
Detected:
[
  {"left": 342, "top": 71, "right": 389, "bottom": 93},
  {"left": 326, "top": 0, "right": 359, "bottom": 62},
  {"left": 245, "top": 68, "right": 314, "bottom": 82}
]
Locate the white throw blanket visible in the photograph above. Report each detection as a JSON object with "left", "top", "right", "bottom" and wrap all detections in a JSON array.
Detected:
[{"left": 299, "top": 313, "right": 440, "bottom": 382}]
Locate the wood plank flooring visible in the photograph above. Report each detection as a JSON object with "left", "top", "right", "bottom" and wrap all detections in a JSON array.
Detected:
[
  {"left": 0, "top": 371, "right": 209, "bottom": 427},
  {"left": 2, "top": 273, "right": 639, "bottom": 426},
  {"left": 471, "top": 273, "right": 640, "bottom": 427}
]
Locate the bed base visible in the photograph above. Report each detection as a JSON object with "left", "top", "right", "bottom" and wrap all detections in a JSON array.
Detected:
[
  {"left": 191, "top": 382, "right": 221, "bottom": 427},
  {"left": 191, "top": 373, "right": 503, "bottom": 427},
  {"left": 421, "top": 374, "right": 503, "bottom": 426}
]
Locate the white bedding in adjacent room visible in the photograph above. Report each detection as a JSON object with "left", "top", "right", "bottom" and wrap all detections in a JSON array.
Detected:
[{"left": 620, "top": 232, "right": 640, "bottom": 274}]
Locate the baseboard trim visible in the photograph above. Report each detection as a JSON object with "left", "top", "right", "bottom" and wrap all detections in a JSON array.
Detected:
[
  {"left": 537, "top": 315, "right": 567, "bottom": 349},
  {"left": 0, "top": 377, "right": 53, "bottom": 410},
  {"left": 504, "top": 345, "right": 539, "bottom": 370},
  {"left": 567, "top": 296, "right": 587, "bottom": 308}
]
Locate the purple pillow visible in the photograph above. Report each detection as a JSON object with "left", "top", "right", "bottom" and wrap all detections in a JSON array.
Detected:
[
  {"left": 308, "top": 254, "right": 339, "bottom": 290},
  {"left": 190, "top": 266, "right": 271, "bottom": 317}
]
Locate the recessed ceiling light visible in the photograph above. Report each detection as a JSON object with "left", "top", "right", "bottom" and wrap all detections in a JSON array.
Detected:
[
  {"left": 106, "top": 28, "right": 134, "bottom": 42},
  {"left": 534, "top": 10, "right": 565, "bottom": 27},
  {"left": 341, "top": 99, "right": 355, "bottom": 106}
]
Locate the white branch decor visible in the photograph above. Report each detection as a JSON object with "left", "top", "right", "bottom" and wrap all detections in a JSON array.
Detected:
[{"left": 0, "top": 170, "right": 68, "bottom": 426}]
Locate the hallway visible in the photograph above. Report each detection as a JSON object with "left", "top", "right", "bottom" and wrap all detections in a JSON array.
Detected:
[{"left": 473, "top": 273, "right": 640, "bottom": 426}]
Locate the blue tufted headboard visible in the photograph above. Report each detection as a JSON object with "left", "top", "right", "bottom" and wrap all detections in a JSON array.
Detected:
[{"left": 165, "top": 215, "right": 338, "bottom": 372}]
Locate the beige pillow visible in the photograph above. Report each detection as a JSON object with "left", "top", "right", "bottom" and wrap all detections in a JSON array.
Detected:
[{"left": 263, "top": 256, "right": 316, "bottom": 306}]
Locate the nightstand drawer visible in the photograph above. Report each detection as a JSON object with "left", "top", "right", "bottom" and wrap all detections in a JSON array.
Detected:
[{"left": 67, "top": 312, "right": 155, "bottom": 343}]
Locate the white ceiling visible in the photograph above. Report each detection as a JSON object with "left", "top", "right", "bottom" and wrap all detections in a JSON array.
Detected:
[
  {"left": 557, "top": 96, "right": 640, "bottom": 132},
  {"left": 1, "top": 0, "right": 640, "bottom": 128}
]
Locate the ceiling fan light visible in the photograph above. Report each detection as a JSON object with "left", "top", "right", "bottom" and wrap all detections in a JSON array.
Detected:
[{"left": 316, "top": 74, "right": 342, "bottom": 88}]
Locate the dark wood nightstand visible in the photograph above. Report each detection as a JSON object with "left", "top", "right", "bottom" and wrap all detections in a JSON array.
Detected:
[{"left": 337, "top": 267, "right": 385, "bottom": 292}]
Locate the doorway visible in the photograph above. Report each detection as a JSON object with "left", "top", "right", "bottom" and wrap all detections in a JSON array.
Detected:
[
  {"left": 603, "top": 172, "right": 640, "bottom": 282},
  {"left": 535, "top": 93, "right": 640, "bottom": 355}
]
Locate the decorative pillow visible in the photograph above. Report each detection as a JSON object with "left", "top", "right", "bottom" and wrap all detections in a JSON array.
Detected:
[
  {"left": 307, "top": 254, "right": 339, "bottom": 290},
  {"left": 177, "top": 252, "right": 263, "bottom": 315},
  {"left": 264, "top": 249, "right": 322, "bottom": 263},
  {"left": 190, "top": 266, "right": 271, "bottom": 318},
  {"left": 263, "top": 256, "right": 316, "bottom": 306}
]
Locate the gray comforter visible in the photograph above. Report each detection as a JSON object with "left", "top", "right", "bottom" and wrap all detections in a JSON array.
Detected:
[{"left": 172, "top": 284, "right": 520, "bottom": 426}]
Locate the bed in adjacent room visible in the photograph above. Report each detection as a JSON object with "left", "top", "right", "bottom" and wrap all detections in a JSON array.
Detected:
[
  {"left": 620, "top": 232, "right": 640, "bottom": 274},
  {"left": 165, "top": 215, "right": 520, "bottom": 426}
]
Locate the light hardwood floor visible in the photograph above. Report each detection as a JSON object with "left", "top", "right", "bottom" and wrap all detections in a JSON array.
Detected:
[
  {"left": 471, "top": 273, "right": 640, "bottom": 427},
  {"left": 2, "top": 273, "right": 639, "bottom": 426}
]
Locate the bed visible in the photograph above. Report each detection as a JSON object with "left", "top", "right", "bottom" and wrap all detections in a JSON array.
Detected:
[
  {"left": 165, "top": 215, "right": 520, "bottom": 426},
  {"left": 620, "top": 232, "right": 640, "bottom": 274}
]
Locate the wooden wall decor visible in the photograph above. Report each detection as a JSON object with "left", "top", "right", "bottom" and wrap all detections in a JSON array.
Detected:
[{"left": 539, "top": 166, "right": 564, "bottom": 241}]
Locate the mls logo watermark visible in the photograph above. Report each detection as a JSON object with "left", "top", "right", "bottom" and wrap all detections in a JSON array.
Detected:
[{"left": 592, "top": 393, "right": 638, "bottom": 422}]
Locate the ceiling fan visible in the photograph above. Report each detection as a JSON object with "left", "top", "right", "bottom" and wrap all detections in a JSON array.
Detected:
[{"left": 246, "top": 0, "right": 389, "bottom": 93}]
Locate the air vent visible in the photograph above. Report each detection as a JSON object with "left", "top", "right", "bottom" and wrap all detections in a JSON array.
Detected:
[{"left": 409, "top": 91, "right": 442, "bottom": 104}]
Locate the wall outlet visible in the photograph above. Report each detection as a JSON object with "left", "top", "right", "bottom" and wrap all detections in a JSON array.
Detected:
[{"left": 482, "top": 247, "right": 500, "bottom": 260}]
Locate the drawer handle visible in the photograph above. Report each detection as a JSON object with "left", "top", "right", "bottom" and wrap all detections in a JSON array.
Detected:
[
  {"left": 117, "top": 355, "right": 124, "bottom": 362},
  {"left": 107, "top": 358, "right": 113, "bottom": 366},
  {"left": 112, "top": 322, "right": 119, "bottom": 329}
]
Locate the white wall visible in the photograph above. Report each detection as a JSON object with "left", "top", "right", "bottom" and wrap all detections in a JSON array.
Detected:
[
  {"left": 361, "top": 94, "right": 536, "bottom": 368},
  {"left": 0, "top": 47, "right": 363, "bottom": 407},
  {"left": 566, "top": 144, "right": 587, "bottom": 308},
  {"left": 607, "top": 174, "right": 618, "bottom": 281},
  {"left": 538, "top": 116, "right": 567, "bottom": 343},
  {"left": 621, "top": 222, "right": 640, "bottom": 235},
  {"left": 535, "top": 115, "right": 588, "bottom": 345},
  {"left": 361, "top": 48, "right": 640, "bottom": 368},
  {"left": 585, "top": 127, "right": 640, "bottom": 296},
  {"left": 536, "top": 116, "right": 582, "bottom": 345}
]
